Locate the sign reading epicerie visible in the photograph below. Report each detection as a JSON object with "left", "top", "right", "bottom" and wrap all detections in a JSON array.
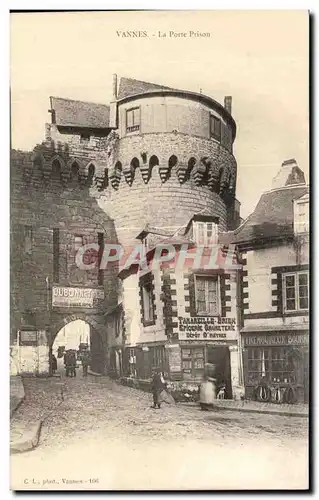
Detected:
[
  {"left": 52, "top": 286, "right": 104, "bottom": 308},
  {"left": 178, "top": 316, "right": 237, "bottom": 341}
]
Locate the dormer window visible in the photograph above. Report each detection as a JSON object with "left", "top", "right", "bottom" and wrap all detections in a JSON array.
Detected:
[
  {"left": 126, "top": 107, "right": 140, "bottom": 133},
  {"left": 294, "top": 196, "right": 309, "bottom": 234},
  {"left": 193, "top": 221, "right": 218, "bottom": 246}
]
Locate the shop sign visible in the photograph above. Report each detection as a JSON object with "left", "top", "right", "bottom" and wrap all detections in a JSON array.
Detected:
[
  {"left": 244, "top": 333, "right": 308, "bottom": 346},
  {"left": 19, "top": 330, "right": 38, "bottom": 346},
  {"left": 52, "top": 286, "right": 104, "bottom": 308},
  {"left": 178, "top": 316, "right": 237, "bottom": 341}
]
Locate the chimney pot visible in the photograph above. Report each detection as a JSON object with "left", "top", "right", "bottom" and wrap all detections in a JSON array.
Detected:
[
  {"left": 224, "top": 96, "right": 232, "bottom": 114},
  {"left": 112, "top": 74, "right": 118, "bottom": 100}
]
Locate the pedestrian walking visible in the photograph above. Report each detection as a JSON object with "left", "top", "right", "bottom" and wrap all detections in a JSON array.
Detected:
[
  {"left": 199, "top": 363, "right": 217, "bottom": 410},
  {"left": 70, "top": 350, "right": 77, "bottom": 377},
  {"left": 150, "top": 368, "right": 166, "bottom": 409},
  {"left": 51, "top": 353, "right": 57, "bottom": 375},
  {"left": 81, "top": 350, "right": 90, "bottom": 377}
]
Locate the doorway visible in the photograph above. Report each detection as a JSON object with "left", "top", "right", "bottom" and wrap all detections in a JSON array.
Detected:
[{"left": 206, "top": 346, "right": 232, "bottom": 399}]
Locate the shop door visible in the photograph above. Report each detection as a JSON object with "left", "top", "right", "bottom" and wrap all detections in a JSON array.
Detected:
[{"left": 206, "top": 346, "right": 232, "bottom": 399}]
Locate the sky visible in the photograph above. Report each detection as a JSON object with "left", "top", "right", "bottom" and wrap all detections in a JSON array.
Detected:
[{"left": 10, "top": 10, "right": 309, "bottom": 218}]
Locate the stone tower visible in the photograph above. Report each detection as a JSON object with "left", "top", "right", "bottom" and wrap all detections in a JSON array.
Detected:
[{"left": 96, "top": 76, "right": 239, "bottom": 249}]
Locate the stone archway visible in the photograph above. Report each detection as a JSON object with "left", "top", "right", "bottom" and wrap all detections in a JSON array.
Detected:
[{"left": 50, "top": 313, "right": 107, "bottom": 374}]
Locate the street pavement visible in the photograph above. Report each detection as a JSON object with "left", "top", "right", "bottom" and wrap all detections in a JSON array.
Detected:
[{"left": 10, "top": 371, "right": 309, "bottom": 491}]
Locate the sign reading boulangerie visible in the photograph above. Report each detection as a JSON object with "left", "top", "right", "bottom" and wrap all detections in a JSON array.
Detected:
[
  {"left": 52, "top": 286, "right": 104, "bottom": 308},
  {"left": 178, "top": 316, "right": 237, "bottom": 341}
]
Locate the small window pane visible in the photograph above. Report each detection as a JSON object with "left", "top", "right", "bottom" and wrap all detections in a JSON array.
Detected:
[
  {"left": 286, "top": 287, "right": 295, "bottom": 299},
  {"left": 299, "top": 298, "right": 308, "bottom": 309},
  {"left": 285, "top": 275, "right": 295, "bottom": 287},
  {"left": 286, "top": 299, "right": 296, "bottom": 310}
]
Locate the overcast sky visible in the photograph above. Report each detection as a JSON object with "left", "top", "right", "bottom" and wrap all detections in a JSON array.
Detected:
[{"left": 10, "top": 10, "right": 309, "bottom": 218}]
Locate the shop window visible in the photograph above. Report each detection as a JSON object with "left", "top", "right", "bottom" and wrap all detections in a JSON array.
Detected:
[
  {"left": 283, "top": 271, "right": 309, "bottom": 312},
  {"left": 128, "top": 348, "right": 137, "bottom": 377},
  {"left": 126, "top": 107, "right": 140, "bottom": 133},
  {"left": 181, "top": 347, "right": 205, "bottom": 380},
  {"left": 193, "top": 220, "right": 218, "bottom": 246},
  {"left": 294, "top": 199, "right": 309, "bottom": 234},
  {"left": 140, "top": 273, "right": 155, "bottom": 326},
  {"left": 247, "top": 347, "right": 300, "bottom": 385},
  {"left": 210, "top": 115, "right": 221, "bottom": 142},
  {"left": 151, "top": 346, "right": 165, "bottom": 371},
  {"left": 24, "top": 226, "right": 33, "bottom": 255},
  {"left": 195, "top": 275, "right": 220, "bottom": 316}
]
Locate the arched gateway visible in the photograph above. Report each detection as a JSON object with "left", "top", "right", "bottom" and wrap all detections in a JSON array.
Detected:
[{"left": 49, "top": 313, "right": 107, "bottom": 375}]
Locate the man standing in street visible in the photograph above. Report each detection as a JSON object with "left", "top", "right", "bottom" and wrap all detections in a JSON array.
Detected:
[
  {"left": 82, "top": 349, "right": 90, "bottom": 377},
  {"left": 151, "top": 368, "right": 166, "bottom": 409}
]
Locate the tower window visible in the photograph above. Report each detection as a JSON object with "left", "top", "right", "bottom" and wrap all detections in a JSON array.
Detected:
[
  {"left": 80, "top": 132, "right": 91, "bottom": 144},
  {"left": 126, "top": 107, "right": 140, "bottom": 133},
  {"left": 24, "top": 226, "right": 33, "bottom": 255},
  {"left": 210, "top": 115, "right": 221, "bottom": 142},
  {"left": 74, "top": 235, "right": 84, "bottom": 252}
]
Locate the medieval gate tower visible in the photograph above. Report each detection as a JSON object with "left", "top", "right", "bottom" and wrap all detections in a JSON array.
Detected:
[{"left": 11, "top": 75, "right": 240, "bottom": 377}]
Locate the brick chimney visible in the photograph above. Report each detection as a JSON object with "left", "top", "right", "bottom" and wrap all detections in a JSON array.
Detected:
[
  {"left": 112, "top": 74, "right": 118, "bottom": 100},
  {"left": 224, "top": 96, "right": 232, "bottom": 115}
]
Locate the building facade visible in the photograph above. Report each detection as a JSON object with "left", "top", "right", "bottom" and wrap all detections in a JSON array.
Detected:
[
  {"left": 233, "top": 159, "right": 309, "bottom": 403},
  {"left": 100, "top": 77, "right": 243, "bottom": 399},
  {"left": 11, "top": 75, "right": 308, "bottom": 405}
]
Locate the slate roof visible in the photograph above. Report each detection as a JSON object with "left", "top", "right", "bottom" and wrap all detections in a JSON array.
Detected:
[
  {"left": 232, "top": 185, "right": 309, "bottom": 246},
  {"left": 50, "top": 97, "right": 111, "bottom": 129},
  {"left": 117, "top": 77, "right": 177, "bottom": 100}
]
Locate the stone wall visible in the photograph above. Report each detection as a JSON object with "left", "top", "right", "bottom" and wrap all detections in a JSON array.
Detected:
[{"left": 10, "top": 146, "right": 119, "bottom": 351}]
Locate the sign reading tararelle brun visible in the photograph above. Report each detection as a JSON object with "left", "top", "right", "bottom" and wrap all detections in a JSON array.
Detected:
[{"left": 178, "top": 316, "right": 237, "bottom": 341}]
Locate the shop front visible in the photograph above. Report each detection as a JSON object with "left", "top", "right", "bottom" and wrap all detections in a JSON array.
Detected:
[
  {"left": 164, "top": 315, "right": 240, "bottom": 399},
  {"left": 242, "top": 329, "right": 309, "bottom": 404}
]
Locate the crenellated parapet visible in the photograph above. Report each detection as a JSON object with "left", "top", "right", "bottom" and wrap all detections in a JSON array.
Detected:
[
  {"left": 103, "top": 150, "right": 236, "bottom": 203},
  {"left": 11, "top": 143, "right": 237, "bottom": 208}
]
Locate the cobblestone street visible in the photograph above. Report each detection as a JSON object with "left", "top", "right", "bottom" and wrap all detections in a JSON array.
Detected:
[{"left": 11, "top": 374, "right": 309, "bottom": 491}]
